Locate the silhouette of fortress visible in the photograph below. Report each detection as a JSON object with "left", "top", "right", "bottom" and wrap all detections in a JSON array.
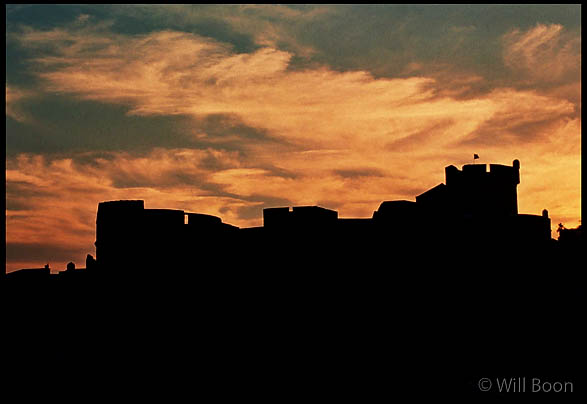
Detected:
[
  {"left": 6, "top": 159, "right": 556, "bottom": 279},
  {"left": 91, "top": 159, "right": 551, "bottom": 275},
  {"left": 4, "top": 159, "right": 582, "bottom": 398}
]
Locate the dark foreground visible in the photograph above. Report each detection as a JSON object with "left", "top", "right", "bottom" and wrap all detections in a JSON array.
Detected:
[{"left": 3, "top": 239, "right": 584, "bottom": 400}]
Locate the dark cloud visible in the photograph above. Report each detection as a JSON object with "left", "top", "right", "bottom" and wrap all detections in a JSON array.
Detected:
[
  {"left": 281, "top": 5, "right": 580, "bottom": 99},
  {"left": 197, "top": 151, "right": 240, "bottom": 172},
  {"left": 5, "top": 35, "right": 43, "bottom": 88},
  {"left": 191, "top": 113, "right": 288, "bottom": 152},
  {"left": 6, "top": 95, "right": 194, "bottom": 156},
  {"left": 5, "top": 199, "right": 35, "bottom": 212},
  {"left": 198, "top": 150, "right": 299, "bottom": 180},
  {"left": 258, "top": 165, "right": 300, "bottom": 180},
  {"left": 459, "top": 113, "right": 573, "bottom": 147},
  {"left": 332, "top": 168, "right": 385, "bottom": 179},
  {"left": 6, "top": 242, "right": 85, "bottom": 263},
  {"left": 386, "top": 119, "right": 455, "bottom": 152},
  {"left": 109, "top": 169, "right": 210, "bottom": 191},
  {"left": 6, "top": 94, "right": 291, "bottom": 159},
  {"left": 6, "top": 181, "right": 51, "bottom": 204},
  {"left": 6, "top": 4, "right": 259, "bottom": 54},
  {"left": 102, "top": 5, "right": 259, "bottom": 53},
  {"left": 108, "top": 173, "right": 163, "bottom": 190},
  {"left": 71, "top": 151, "right": 119, "bottom": 169},
  {"left": 418, "top": 70, "right": 497, "bottom": 101},
  {"left": 233, "top": 194, "right": 293, "bottom": 221},
  {"left": 6, "top": 4, "right": 89, "bottom": 31}
]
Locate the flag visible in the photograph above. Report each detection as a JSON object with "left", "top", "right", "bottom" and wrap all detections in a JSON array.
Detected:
[{"left": 474, "top": 154, "right": 479, "bottom": 160}]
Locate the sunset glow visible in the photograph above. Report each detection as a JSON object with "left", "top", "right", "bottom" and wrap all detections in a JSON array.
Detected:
[{"left": 6, "top": 5, "right": 581, "bottom": 272}]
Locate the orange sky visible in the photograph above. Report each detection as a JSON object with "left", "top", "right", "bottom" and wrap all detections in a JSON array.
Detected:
[{"left": 6, "top": 5, "right": 581, "bottom": 272}]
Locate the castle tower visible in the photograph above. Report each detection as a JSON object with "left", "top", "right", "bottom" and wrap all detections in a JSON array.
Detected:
[
  {"left": 95, "top": 200, "right": 145, "bottom": 271},
  {"left": 417, "top": 159, "right": 521, "bottom": 219},
  {"left": 447, "top": 159, "right": 520, "bottom": 218},
  {"left": 487, "top": 159, "right": 520, "bottom": 217}
]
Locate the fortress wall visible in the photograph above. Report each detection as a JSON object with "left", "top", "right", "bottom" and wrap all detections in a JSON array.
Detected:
[
  {"left": 90, "top": 159, "right": 552, "bottom": 273},
  {"left": 95, "top": 200, "right": 145, "bottom": 268},
  {"left": 263, "top": 207, "right": 291, "bottom": 229}
]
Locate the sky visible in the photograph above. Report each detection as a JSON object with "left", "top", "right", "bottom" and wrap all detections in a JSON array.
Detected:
[{"left": 5, "top": 4, "right": 581, "bottom": 272}]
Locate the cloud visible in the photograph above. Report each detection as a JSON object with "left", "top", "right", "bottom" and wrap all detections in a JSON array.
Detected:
[
  {"left": 13, "top": 24, "right": 581, "bottom": 192},
  {"left": 6, "top": 242, "right": 83, "bottom": 264},
  {"left": 461, "top": 89, "right": 576, "bottom": 146},
  {"left": 220, "top": 5, "right": 333, "bottom": 57},
  {"left": 503, "top": 24, "right": 580, "bottom": 85},
  {"left": 501, "top": 23, "right": 581, "bottom": 124},
  {"left": 332, "top": 168, "right": 386, "bottom": 179},
  {"left": 6, "top": 93, "right": 292, "bottom": 157},
  {"left": 17, "top": 24, "right": 578, "bottom": 153},
  {"left": 75, "top": 13, "right": 91, "bottom": 24},
  {"left": 6, "top": 86, "right": 34, "bottom": 122},
  {"left": 386, "top": 119, "right": 455, "bottom": 152}
]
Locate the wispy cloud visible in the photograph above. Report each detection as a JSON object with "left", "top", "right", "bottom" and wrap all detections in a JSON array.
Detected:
[
  {"left": 503, "top": 24, "right": 580, "bottom": 84},
  {"left": 6, "top": 86, "right": 34, "bottom": 122},
  {"left": 502, "top": 23, "right": 581, "bottom": 114}
]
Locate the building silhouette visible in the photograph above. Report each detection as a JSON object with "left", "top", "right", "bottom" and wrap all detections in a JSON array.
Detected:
[
  {"left": 85, "top": 159, "right": 552, "bottom": 277},
  {"left": 6, "top": 159, "right": 555, "bottom": 280},
  {"left": 4, "top": 159, "right": 582, "bottom": 398},
  {"left": 6, "top": 159, "right": 556, "bottom": 279}
]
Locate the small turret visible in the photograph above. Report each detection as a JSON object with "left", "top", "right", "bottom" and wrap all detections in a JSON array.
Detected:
[{"left": 513, "top": 159, "right": 520, "bottom": 184}]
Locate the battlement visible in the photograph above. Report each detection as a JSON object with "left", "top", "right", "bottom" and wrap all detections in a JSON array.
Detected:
[
  {"left": 445, "top": 159, "right": 520, "bottom": 187},
  {"left": 95, "top": 200, "right": 238, "bottom": 269},
  {"left": 420, "top": 160, "right": 521, "bottom": 218},
  {"left": 96, "top": 200, "right": 144, "bottom": 223}
]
